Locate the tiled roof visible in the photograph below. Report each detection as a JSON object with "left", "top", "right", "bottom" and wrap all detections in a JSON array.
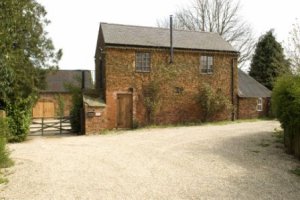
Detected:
[
  {"left": 100, "top": 23, "right": 237, "bottom": 52},
  {"left": 43, "top": 70, "right": 93, "bottom": 93},
  {"left": 238, "top": 69, "right": 271, "bottom": 98}
]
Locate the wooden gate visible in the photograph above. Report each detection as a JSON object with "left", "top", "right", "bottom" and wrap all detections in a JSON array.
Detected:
[
  {"left": 116, "top": 94, "right": 133, "bottom": 128},
  {"left": 29, "top": 117, "right": 72, "bottom": 136}
]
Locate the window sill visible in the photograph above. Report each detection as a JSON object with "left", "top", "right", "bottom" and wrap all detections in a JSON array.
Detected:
[{"left": 135, "top": 70, "right": 150, "bottom": 73}]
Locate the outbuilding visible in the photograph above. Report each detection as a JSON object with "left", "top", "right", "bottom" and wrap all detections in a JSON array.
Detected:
[{"left": 237, "top": 69, "right": 272, "bottom": 119}]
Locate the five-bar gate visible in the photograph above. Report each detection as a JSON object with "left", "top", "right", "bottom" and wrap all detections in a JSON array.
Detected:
[{"left": 29, "top": 117, "right": 72, "bottom": 136}]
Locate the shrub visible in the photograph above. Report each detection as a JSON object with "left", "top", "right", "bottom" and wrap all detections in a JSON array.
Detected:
[
  {"left": 55, "top": 94, "right": 65, "bottom": 118},
  {"left": 272, "top": 75, "right": 300, "bottom": 154},
  {"left": 0, "top": 118, "right": 13, "bottom": 168},
  {"left": 6, "top": 98, "right": 33, "bottom": 142},
  {"left": 69, "top": 87, "right": 83, "bottom": 134},
  {"left": 132, "top": 120, "right": 140, "bottom": 129},
  {"left": 196, "top": 84, "right": 231, "bottom": 122}
]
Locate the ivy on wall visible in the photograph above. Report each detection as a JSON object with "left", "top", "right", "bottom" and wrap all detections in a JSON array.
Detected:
[{"left": 196, "top": 83, "right": 231, "bottom": 122}]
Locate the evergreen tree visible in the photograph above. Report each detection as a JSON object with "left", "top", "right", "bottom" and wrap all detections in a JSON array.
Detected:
[
  {"left": 249, "top": 30, "right": 290, "bottom": 90},
  {"left": 0, "top": 0, "right": 62, "bottom": 141}
]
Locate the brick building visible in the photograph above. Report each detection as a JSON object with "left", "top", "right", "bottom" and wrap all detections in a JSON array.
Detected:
[
  {"left": 32, "top": 70, "right": 92, "bottom": 118},
  {"left": 83, "top": 22, "right": 241, "bottom": 134},
  {"left": 237, "top": 69, "right": 271, "bottom": 119}
]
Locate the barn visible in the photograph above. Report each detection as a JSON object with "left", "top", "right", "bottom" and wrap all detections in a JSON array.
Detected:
[
  {"left": 32, "top": 70, "right": 92, "bottom": 118},
  {"left": 237, "top": 69, "right": 272, "bottom": 119}
]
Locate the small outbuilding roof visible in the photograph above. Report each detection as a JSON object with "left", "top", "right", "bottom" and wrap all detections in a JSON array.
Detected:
[
  {"left": 100, "top": 23, "right": 237, "bottom": 53},
  {"left": 43, "top": 70, "right": 93, "bottom": 93},
  {"left": 238, "top": 69, "right": 271, "bottom": 98},
  {"left": 83, "top": 95, "right": 106, "bottom": 107}
]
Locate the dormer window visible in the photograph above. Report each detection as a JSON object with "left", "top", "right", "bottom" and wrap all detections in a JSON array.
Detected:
[
  {"left": 200, "top": 56, "right": 213, "bottom": 74},
  {"left": 136, "top": 52, "right": 151, "bottom": 72}
]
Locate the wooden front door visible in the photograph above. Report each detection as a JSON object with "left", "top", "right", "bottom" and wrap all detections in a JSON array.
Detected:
[{"left": 117, "top": 94, "right": 133, "bottom": 128}]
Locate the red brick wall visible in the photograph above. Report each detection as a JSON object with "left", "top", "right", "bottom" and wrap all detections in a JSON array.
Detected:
[
  {"left": 84, "top": 105, "right": 107, "bottom": 134},
  {"left": 237, "top": 97, "right": 270, "bottom": 119},
  {"left": 100, "top": 47, "right": 238, "bottom": 128}
]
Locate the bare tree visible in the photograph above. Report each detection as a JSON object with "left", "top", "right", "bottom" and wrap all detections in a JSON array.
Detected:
[
  {"left": 157, "top": 0, "right": 255, "bottom": 67},
  {"left": 286, "top": 20, "right": 300, "bottom": 74}
]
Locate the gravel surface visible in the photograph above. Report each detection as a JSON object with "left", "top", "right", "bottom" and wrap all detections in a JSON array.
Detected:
[{"left": 1, "top": 120, "right": 300, "bottom": 200}]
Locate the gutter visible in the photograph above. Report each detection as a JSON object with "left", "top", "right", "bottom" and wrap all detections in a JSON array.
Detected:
[
  {"left": 105, "top": 44, "right": 239, "bottom": 55},
  {"left": 170, "top": 15, "right": 174, "bottom": 63}
]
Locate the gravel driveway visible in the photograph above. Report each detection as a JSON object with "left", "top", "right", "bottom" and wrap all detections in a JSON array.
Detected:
[{"left": 1, "top": 120, "right": 300, "bottom": 200}]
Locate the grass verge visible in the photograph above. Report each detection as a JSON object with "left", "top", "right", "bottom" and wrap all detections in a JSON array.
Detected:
[
  {"left": 272, "top": 128, "right": 284, "bottom": 144},
  {"left": 290, "top": 167, "right": 300, "bottom": 176},
  {"left": 0, "top": 118, "right": 14, "bottom": 184},
  {"left": 0, "top": 174, "right": 8, "bottom": 184}
]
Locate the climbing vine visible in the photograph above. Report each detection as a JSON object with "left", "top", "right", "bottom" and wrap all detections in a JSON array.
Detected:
[
  {"left": 55, "top": 94, "right": 65, "bottom": 118},
  {"left": 142, "top": 80, "right": 160, "bottom": 123},
  {"left": 138, "top": 60, "right": 181, "bottom": 124},
  {"left": 196, "top": 83, "right": 231, "bottom": 122}
]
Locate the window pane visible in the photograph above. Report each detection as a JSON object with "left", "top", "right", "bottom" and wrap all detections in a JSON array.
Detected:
[
  {"left": 201, "top": 56, "right": 206, "bottom": 67},
  {"left": 136, "top": 52, "right": 150, "bottom": 72},
  {"left": 201, "top": 56, "right": 206, "bottom": 68},
  {"left": 257, "top": 98, "right": 263, "bottom": 111},
  {"left": 200, "top": 56, "right": 213, "bottom": 73},
  {"left": 208, "top": 57, "right": 213, "bottom": 69}
]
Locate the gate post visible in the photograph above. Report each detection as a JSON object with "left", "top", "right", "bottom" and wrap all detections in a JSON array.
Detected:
[
  {"left": 0, "top": 110, "right": 6, "bottom": 118},
  {"left": 60, "top": 117, "right": 62, "bottom": 135},
  {"left": 41, "top": 118, "right": 44, "bottom": 136}
]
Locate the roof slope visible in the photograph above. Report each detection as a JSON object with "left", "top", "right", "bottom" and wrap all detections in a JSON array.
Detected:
[
  {"left": 238, "top": 69, "right": 271, "bottom": 98},
  {"left": 100, "top": 23, "right": 237, "bottom": 52},
  {"left": 44, "top": 70, "right": 93, "bottom": 93}
]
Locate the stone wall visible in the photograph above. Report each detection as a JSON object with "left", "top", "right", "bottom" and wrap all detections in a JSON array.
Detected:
[
  {"left": 237, "top": 97, "right": 270, "bottom": 119},
  {"left": 101, "top": 47, "right": 238, "bottom": 129}
]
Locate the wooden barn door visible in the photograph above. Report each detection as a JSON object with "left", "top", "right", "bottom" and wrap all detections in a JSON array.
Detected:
[
  {"left": 43, "top": 101, "right": 55, "bottom": 118},
  {"left": 32, "top": 102, "right": 44, "bottom": 118},
  {"left": 32, "top": 100, "right": 55, "bottom": 118},
  {"left": 117, "top": 94, "right": 133, "bottom": 128}
]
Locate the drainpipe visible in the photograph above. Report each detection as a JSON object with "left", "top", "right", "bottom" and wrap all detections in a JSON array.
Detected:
[
  {"left": 231, "top": 58, "right": 235, "bottom": 121},
  {"left": 170, "top": 15, "right": 174, "bottom": 64},
  {"left": 81, "top": 70, "right": 85, "bottom": 90}
]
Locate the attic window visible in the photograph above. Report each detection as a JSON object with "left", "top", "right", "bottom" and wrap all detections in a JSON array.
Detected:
[
  {"left": 200, "top": 56, "right": 213, "bottom": 74},
  {"left": 136, "top": 52, "right": 151, "bottom": 72},
  {"left": 257, "top": 98, "right": 263, "bottom": 111}
]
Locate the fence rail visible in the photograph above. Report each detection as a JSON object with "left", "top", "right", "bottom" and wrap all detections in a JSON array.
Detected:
[{"left": 30, "top": 117, "right": 72, "bottom": 136}]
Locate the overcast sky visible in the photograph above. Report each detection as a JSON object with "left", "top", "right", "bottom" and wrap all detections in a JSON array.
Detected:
[{"left": 38, "top": 0, "right": 300, "bottom": 71}]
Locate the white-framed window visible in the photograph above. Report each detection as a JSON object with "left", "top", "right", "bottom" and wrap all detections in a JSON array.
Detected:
[
  {"left": 200, "top": 56, "right": 213, "bottom": 74},
  {"left": 136, "top": 52, "right": 151, "bottom": 72},
  {"left": 257, "top": 98, "right": 263, "bottom": 111}
]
